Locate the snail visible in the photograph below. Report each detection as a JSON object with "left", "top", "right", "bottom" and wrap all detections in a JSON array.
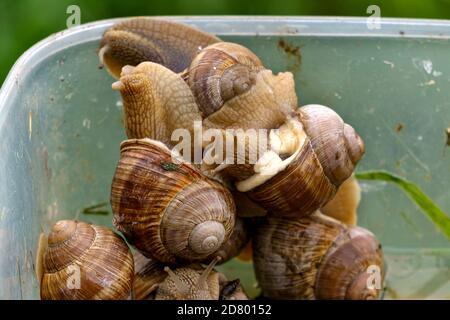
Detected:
[
  {"left": 223, "top": 177, "right": 360, "bottom": 266},
  {"left": 221, "top": 190, "right": 267, "bottom": 262},
  {"left": 99, "top": 17, "right": 220, "bottom": 78},
  {"left": 112, "top": 61, "right": 202, "bottom": 148},
  {"left": 110, "top": 138, "right": 236, "bottom": 265},
  {"left": 253, "top": 211, "right": 384, "bottom": 299},
  {"left": 39, "top": 220, "right": 134, "bottom": 300},
  {"left": 204, "top": 216, "right": 250, "bottom": 264},
  {"left": 133, "top": 251, "right": 167, "bottom": 300},
  {"left": 110, "top": 43, "right": 297, "bottom": 150},
  {"left": 185, "top": 41, "right": 263, "bottom": 117},
  {"left": 231, "top": 104, "right": 365, "bottom": 217},
  {"left": 321, "top": 174, "right": 361, "bottom": 225},
  {"left": 187, "top": 42, "right": 298, "bottom": 130},
  {"left": 133, "top": 253, "right": 248, "bottom": 300},
  {"left": 155, "top": 256, "right": 222, "bottom": 300}
]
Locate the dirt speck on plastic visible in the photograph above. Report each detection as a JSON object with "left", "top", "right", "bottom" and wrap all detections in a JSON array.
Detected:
[
  {"left": 277, "top": 38, "right": 302, "bottom": 73},
  {"left": 395, "top": 123, "right": 404, "bottom": 133}
]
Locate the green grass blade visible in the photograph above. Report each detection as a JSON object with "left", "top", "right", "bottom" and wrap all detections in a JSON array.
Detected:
[
  {"left": 355, "top": 170, "right": 450, "bottom": 241},
  {"left": 82, "top": 202, "right": 110, "bottom": 215}
]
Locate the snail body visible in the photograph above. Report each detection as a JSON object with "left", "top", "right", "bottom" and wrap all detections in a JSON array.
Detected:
[
  {"left": 112, "top": 61, "right": 202, "bottom": 148},
  {"left": 99, "top": 17, "right": 220, "bottom": 78},
  {"left": 237, "top": 240, "right": 253, "bottom": 262},
  {"left": 133, "top": 251, "right": 167, "bottom": 300},
  {"left": 321, "top": 174, "right": 361, "bottom": 225},
  {"left": 133, "top": 253, "right": 248, "bottom": 300},
  {"left": 234, "top": 104, "right": 365, "bottom": 217},
  {"left": 39, "top": 220, "right": 134, "bottom": 300},
  {"left": 112, "top": 47, "right": 297, "bottom": 151},
  {"left": 155, "top": 257, "right": 222, "bottom": 300},
  {"left": 111, "top": 138, "right": 236, "bottom": 264},
  {"left": 253, "top": 211, "right": 384, "bottom": 300}
]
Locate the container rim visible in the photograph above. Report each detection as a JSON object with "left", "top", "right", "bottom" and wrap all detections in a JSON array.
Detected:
[{"left": 2, "top": 15, "right": 450, "bottom": 115}]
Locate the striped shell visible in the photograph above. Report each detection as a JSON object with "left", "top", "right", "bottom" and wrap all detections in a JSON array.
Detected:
[
  {"left": 204, "top": 217, "right": 250, "bottom": 264},
  {"left": 186, "top": 42, "right": 297, "bottom": 130},
  {"left": 133, "top": 251, "right": 167, "bottom": 300},
  {"left": 238, "top": 104, "right": 365, "bottom": 217},
  {"left": 40, "top": 220, "right": 134, "bottom": 300},
  {"left": 253, "top": 211, "right": 384, "bottom": 300},
  {"left": 186, "top": 42, "right": 263, "bottom": 117},
  {"left": 111, "top": 138, "right": 236, "bottom": 264},
  {"left": 99, "top": 17, "right": 220, "bottom": 78}
]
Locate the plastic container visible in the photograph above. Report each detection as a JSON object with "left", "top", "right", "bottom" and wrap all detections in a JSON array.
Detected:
[{"left": 1, "top": 17, "right": 449, "bottom": 299}]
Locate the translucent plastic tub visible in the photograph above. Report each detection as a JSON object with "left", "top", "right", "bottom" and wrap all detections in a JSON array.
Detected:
[{"left": 1, "top": 17, "right": 449, "bottom": 299}]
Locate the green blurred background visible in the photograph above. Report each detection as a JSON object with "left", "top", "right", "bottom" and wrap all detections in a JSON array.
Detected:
[{"left": 2, "top": 0, "right": 450, "bottom": 85}]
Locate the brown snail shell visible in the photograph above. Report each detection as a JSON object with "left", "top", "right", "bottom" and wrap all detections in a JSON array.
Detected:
[
  {"left": 112, "top": 61, "right": 202, "bottom": 148},
  {"left": 99, "top": 17, "right": 221, "bottom": 78},
  {"left": 111, "top": 138, "right": 236, "bottom": 264},
  {"left": 35, "top": 232, "right": 48, "bottom": 287},
  {"left": 204, "top": 217, "right": 250, "bottom": 264},
  {"left": 236, "top": 104, "right": 365, "bottom": 217},
  {"left": 253, "top": 211, "right": 384, "bottom": 300},
  {"left": 185, "top": 42, "right": 297, "bottom": 130},
  {"left": 133, "top": 251, "right": 167, "bottom": 300},
  {"left": 186, "top": 42, "right": 264, "bottom": 117},
  {"left": 40, "top": 220, "right": 134, "bottom": 300},
  {"left": 155, "top": 256, "right": 222, "bottom": 300},
  {"left": 298, "top": 105, "right": 365, "bottom": 185},
  {"left": 321, "top": 174, "right": 361, "bottom": 225}
]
